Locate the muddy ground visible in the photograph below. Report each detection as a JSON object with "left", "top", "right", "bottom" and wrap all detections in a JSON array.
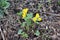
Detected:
[{"left": 0, "top": 0, "right": 60, "bottom": 40}]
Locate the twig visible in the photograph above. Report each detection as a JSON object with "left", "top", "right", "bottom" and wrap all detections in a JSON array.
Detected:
[
  {"left": 43, "top": 12, "right": 60, "bottom": 16},
  {"left": 0, "top": 28, "right": 5, "bottom": 40}
]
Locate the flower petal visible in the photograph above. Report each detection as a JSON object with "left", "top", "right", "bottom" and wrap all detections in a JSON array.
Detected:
[
  {"left": 38, "top": 18, "right": 42, "bottom": 21},
  {"left": 35, "top": 13, "right": 40, "bottom": 18},
  {"left": 22, "top": 8, "right": 28, "bottom": 18},
  {"left": 32, "top": 17, "right": 37, "bottom": 22}
]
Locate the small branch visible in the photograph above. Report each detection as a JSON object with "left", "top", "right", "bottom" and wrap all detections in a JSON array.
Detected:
[
  {"left": 43, "top": 12, "right": 60, "bottom": 16},
  {"left": 0, "top": 28, "right": 5, "bottom": 40}
]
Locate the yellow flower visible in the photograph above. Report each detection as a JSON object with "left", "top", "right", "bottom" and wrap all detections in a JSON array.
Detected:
[
  {"left": 22, "top": 8, "right": 28, "bottom": 18},
  {"left": 32, "top": 17, "right": 37, "bottom": 22},
  {"left": 35, "top": 13, "right": 40, "bottom": 18},
  {"left": 38, "top": 18, "right": 42, "bottom": 21},
  {"left": 32, "top": 13, "right": 42, "bottom": 22}
]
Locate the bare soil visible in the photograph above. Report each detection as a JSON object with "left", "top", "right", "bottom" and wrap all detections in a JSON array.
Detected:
[{"left": 0, "top": 0, "right": 60, "bottom": 40}]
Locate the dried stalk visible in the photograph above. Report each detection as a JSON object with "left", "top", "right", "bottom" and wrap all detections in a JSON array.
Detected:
[{"left": 0, "top": 28, "right": 5, "bottom": 40}]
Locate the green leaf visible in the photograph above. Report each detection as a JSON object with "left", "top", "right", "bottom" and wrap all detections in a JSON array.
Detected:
[
  {"left": 24, "top": 17, "right": 29, "bottom": 21},
  {"left": 34, "top": 30, "right": 40, "bottom": 36},
  {"left": 17, "top": 11, "right": 22, "bottom": 16},
  {"left": 24, "top": 13, "right": 33, "bottom": 21},
  {"left": 26, "top": 19, "right": 32, "bottom": 26},
  {"left": 24, "top": 13, "right": 33, "bottom": 26},
  {"left": 4, "top": 0, "right": 8, "bottom": 1},
  {"left": 27, "top": 13, "right": 33, "bottom": 19},
  {"left": 36, "top": 22, "right": 39, "bottom": 24},
  {"left": 18, "top": 29, "right": 23, "bottom": 34},
  {"left": 0, "top": 9, "right": 4, "bottom": 19},
  {"left": 48, "top": 0, "right": 51, "bottom": 3},
  {"left": 0, "top": 0, "right": 10, "bottom": 9},
  {"left": 24, "top": 17, "right": 32, "bottom": 26},
  {"left": 21, "top": 32, "right": 28, "bottom": 38},
  {"left": 25, "top": 26, "right": 29, "bottom": 31},
  {"left": 58, "top": 0, "right": 60, "bottom": 5},
  {"left": 21, "top": 22, "right": 26, "bottom": 27},
  {"left": 3, "top": 2, "right": 10, "bottom": 9}
]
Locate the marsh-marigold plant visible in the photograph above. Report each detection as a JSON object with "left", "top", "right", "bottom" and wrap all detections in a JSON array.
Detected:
[{"left": 17, "top": 9, "right": 42, "bottom": 38}]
